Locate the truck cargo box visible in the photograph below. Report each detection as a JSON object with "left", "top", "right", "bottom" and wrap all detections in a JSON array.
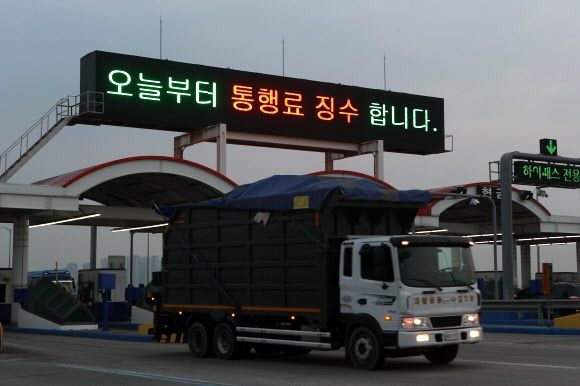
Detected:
[{"left": 161, "top": 175, "right": 431, "bottom": 326}]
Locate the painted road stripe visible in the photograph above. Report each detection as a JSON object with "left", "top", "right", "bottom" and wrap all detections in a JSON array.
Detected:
[
  {"left": 457, "top": 359, "right": 580, "bottom": 371},
  {"left": 55, "top": 363, "right": 234, "bottom": 385}
]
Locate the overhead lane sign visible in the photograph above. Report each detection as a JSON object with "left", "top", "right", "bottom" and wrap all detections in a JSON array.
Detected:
[
  {"left": 513, "top": 161, "right": 580, "bottom": 188},
  {"left": 79, "top": 51, "right": 445, "bottom": 155}
]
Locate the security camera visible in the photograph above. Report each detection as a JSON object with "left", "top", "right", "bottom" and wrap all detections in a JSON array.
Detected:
[
  {"left": 469, "top": 198, "right": 480, "bottom": 206},
  {"left": 536, "top": 188, "right": 549, "bottom": 198}
]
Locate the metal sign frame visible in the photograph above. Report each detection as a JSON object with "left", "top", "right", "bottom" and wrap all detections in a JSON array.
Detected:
[{"left": 500, "top": 152, "right": 580, "bottom": 300}]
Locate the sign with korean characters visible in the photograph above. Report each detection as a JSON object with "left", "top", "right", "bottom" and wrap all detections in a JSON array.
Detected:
[
  {"left": 79, "top": 51, "right": 446, "bottom": 155},
  {"left": 476, "top": 185, "right": 501, "bottom": 201},
  {"left": 513, "top": 161, "right": 580, "bottom": 188}
]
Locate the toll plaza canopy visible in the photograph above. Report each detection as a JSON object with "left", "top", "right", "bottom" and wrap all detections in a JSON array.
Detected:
[
  {"left": 414, "top": 182, "right": 580, "bottom": 244},
  {"left": 0, "top": 156, "right": 237, "bottom": 228}
]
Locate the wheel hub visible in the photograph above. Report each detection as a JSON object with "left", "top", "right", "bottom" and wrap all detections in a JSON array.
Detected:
[{"left": 354, "top": 337, "right": 373, "bottom": 361}]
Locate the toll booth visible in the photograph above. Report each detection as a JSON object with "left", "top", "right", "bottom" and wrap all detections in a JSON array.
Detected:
[
  {"left": 78, "top": 268, "right": 130, "bottom": 321},
  {"left": 0, "top": 269, "right": 12, "bottom": 324},
  {"left": 476, "top": 270, "right": 504, "bottom": 300}
]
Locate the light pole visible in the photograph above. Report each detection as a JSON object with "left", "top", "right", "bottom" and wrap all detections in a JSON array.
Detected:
[{"left": 0, "top": 226, "right": 12, "bottom": 268}]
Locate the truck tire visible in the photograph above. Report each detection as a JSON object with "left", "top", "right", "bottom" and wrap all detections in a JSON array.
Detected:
[
  {"left": 188, "top": 322, "right": 213, "bottom": 358},
  {"left": 213, "top": 322, "right": 249, "bottom": 359},
  {"left": 424, "top": 344, "right": 459, "bottom": 365},
  {"left": 348, "top": 327, "right": 384, "bottom": 370}
]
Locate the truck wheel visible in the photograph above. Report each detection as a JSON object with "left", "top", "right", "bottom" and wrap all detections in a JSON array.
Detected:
[
  {"left": 213, "top": 322, "right": 249, "bottom": 359},
  {"left": 348, "top": 327, "right": 384, "bottom": 370},
  {"left": 188, "top": 322, "right": 213, "bottom": 358},
  {"left": 424, "top": 344, "right": 459, "bottom": 364}
]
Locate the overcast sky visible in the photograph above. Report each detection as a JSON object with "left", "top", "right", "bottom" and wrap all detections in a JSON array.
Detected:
[{"left": 2, "top": 1, "right": 580, "bottom": 276}]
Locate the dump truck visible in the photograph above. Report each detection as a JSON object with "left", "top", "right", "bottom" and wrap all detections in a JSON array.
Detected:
[{"left": 149, "top": 175, "right": 482, "bottom": 370}]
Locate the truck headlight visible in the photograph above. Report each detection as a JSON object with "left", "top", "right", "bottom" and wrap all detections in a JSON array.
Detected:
[
  {"left": 462, "top": 314, "right": 480, "bottom": 326},
  {"left": 401, "top": 317, "right": 429, "bottom": 329}
]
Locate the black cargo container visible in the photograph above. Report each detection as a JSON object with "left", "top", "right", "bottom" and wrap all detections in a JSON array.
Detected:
[{"left": 160, "top": 188, "right": 424, "bottom": 328}]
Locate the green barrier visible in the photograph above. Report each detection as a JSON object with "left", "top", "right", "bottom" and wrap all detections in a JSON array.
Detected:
[{"left": 24, "top": 278, "right": 95, "bottom": 325}]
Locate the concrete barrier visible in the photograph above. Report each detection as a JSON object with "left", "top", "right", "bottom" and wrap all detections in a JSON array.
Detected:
[{"left": 554, "top": 313, "right": 580, "bottom": 329}]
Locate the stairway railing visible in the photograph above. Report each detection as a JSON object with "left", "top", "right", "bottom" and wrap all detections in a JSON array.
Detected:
[{"left": 0, "top": 91, "right": 103, "bottom": 182}]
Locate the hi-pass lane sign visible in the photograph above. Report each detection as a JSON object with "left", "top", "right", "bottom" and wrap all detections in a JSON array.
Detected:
[
  {"left": 513, "top": 160, "right": 580, "bottom": 188},
  {"left": 80, "top": 51, "right": 445, "bottom": 155}
]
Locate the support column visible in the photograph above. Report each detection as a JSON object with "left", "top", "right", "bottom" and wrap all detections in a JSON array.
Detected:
[
  {"left": 130, "top": 231, "right": 135, "bottom": 286},
  {"left": 576, "top": 242, "right": 580, "bottom": 280},
  {"left": 536, "top": 245, "right": 541, "bottom": 276},
  {"left": 90, "top": 226, "right": 97, "bottom": 270},
  {"left": 512, "top": 242, "right": 518, "bottom": 290},
  {"left": 374, "top": 140, "right": 384, "bottom": 181},
  {"left": 216, "top": 123, "right": 227, "bottom": 175},
  {"left": 520, "top": 244, "right": 531, "bottom": 290},
  {"left": 324, "top": 153, "right": 334, "bottom": 171},
  {"left": 10, "top": 216, "right": 29, "bottom": 325}
]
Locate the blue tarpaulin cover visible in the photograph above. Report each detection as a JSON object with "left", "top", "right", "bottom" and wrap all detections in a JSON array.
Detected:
[{"left": 161, "top": 175, "right": 431, "bottom": 217}]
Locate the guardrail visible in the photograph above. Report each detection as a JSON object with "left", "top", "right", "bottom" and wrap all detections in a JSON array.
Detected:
[{"left": 481, "top": 299, "right": 580, "bottom": 325}]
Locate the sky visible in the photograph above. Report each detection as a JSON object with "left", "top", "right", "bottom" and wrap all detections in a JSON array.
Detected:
[{"left": 1, "top": 0, "right": 580, "bottom": 277}]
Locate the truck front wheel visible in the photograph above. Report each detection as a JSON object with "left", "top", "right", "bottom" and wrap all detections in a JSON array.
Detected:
[
  {"left": 424, "top": 344, "right": 459, "bottom": 364},
  {"left": 348, "top": 327, "right": 384, "bottom": 370},
  {"left": 188, "top": 322, "right": 213, "bottom": 358}
]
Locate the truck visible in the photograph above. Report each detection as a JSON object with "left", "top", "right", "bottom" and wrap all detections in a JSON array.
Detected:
[
  {"left": 28, "top": 269, "right": 77, "bottom": 295},
  {"left": 148, "top": 175, "right": 482, "bottom": 370}
]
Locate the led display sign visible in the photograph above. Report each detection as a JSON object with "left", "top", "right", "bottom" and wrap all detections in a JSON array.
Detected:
[
  {"left": 79, "top": 51, "right": 445, "bottom": 154},
  {"left": 513, "top": 161, "right": 580, "bottom": 188}
]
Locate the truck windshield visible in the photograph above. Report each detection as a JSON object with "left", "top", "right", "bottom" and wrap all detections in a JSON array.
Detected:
[{"left": 398, "top": 245, "right": 475, "bottom": 289}]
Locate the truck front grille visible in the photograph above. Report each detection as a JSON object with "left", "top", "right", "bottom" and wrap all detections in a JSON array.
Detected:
[{"left": 430, "top": 315, "right": 462, "bottom": 328}]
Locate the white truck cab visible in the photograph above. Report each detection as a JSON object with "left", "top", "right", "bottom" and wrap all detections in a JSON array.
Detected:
[{"left": 340, "top": 235, "right": 482, "bottom": 367}]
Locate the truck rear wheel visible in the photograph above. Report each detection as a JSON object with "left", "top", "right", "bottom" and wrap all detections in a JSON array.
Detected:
[
  {"left": 424, "top": 344, "right": 459, "bottom": 364},
  {"left": 213, "top": 322, "right": 248, "bottom": 359},
  {"left": 348, "top": 327, "right": 384, "bottom": 370},
  {"left": 188, "top": 322, "right": 213, "bottom": 358}
]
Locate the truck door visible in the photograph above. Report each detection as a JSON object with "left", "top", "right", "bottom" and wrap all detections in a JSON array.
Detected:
[{"left": 354, "top": 243, "right": 398, "bottom": 331}]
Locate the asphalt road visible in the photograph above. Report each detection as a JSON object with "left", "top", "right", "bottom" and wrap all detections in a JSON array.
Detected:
[{"left": 2, "top": 331, "right": 580, "bottom": 385}]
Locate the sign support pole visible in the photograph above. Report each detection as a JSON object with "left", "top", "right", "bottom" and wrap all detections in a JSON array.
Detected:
[{"left": 217, "top": 123, "right": 227, "bottom": 175}]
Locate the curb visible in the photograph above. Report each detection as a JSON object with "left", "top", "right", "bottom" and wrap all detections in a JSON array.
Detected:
[{"left": 3, "top": 325, "right": 154, "bottom": 342}]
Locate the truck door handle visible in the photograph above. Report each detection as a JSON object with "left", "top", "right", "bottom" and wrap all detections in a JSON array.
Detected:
[{"left": 357, "top": 298, "right": 367, "bottom": 305}]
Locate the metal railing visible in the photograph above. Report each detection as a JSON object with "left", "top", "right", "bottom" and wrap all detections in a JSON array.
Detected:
[{"left": 0, "top": 91, "right": 103, "bottom": 181}]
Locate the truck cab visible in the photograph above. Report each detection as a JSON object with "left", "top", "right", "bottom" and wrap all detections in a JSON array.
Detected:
[{"left": 340, "top": 235, "right": 482, "bottom": 369}]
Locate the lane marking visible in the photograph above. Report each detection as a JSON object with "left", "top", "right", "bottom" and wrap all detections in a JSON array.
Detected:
[
  {"left": 55, "top": 363, "right": 234, "bottom": 385},
  {"left": 457, "top": 359, "right": 580, "bottom": 371}
]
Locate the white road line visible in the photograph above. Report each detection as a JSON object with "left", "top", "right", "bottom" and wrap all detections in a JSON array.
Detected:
[
  {"left": 457, "top": 359, "right": 580, "bottom": 371},
  {"left": 55, "top": 363, "right": 235, "bottom": 385}
]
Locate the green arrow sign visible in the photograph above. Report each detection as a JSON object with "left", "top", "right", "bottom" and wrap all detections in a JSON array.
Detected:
[{"left": 540, "top": 138, "right": 558, "bottom": 156}]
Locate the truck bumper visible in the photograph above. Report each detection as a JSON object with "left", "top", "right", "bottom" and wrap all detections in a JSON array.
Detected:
[{"left": 397, "top": 327, "right": 482, "bottom": 349}]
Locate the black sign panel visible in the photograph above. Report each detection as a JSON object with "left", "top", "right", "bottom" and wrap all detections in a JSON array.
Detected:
[
  {"left": 476, "top": 185, "right": 502, "bottom": 201},
  {"left": 79, "top": 51, "right": 445, "bottom": 155},
  {"left": 539, "top": 138, "right": 558, "bottom": 156},
  {"left": 513, "top": 161, "right": 580, "bottom": 188}
]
